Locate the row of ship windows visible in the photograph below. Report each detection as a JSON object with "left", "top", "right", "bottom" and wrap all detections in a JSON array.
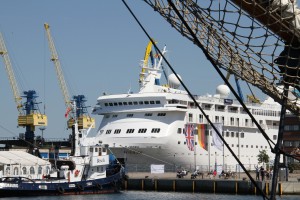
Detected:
[
  {"left": 177, "top": 128, "right": 277, "bottom": 140},
  {"left": 284, "top": 141, "right": 300, "bottom": 147},
  {"left": 5, "top": 166, "right": 47, "bottom": 176},
  {"left": 284, "top": 124, "right": 300, "bottom": 131},
  {"left": 197, "top": 114, "right": 268, "bottom": 128},
  {"left": 178, "top": 141, "right": 268, "bottom": 149},
  {"left": 177, "top": 128, "right": 246, "bottom": 138},
  {"left": 104, "top": 128, "right": 161, "bottom": 134},
  {"left": 104, "top": 100, "right": 161, "bottom": 107},
  {"left": 106, "top": 113, "right": 166, "bottom": 118}
]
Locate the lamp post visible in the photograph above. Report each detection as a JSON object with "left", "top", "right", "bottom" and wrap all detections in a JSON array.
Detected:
[
  {"left": 194, "top": 128, "right": 197, "bottom": 171},
  {"left": 237, "top": 118, "right": 241, "bottom": 179},
  {"left": 222, "top": 116, "right": 225, "bottom": 171}
]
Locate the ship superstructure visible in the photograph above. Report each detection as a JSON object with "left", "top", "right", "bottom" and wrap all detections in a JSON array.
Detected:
[{"left": 90, "top": 43, "right": 281, "bottom": 171}]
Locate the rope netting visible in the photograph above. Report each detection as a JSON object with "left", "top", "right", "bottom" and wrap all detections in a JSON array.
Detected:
[{"left": 143, "top": 0, "right": 300, "bottom": 116}]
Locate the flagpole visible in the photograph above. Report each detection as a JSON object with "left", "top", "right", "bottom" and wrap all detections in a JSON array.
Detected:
[
  {"left": 222, "top": 118, "right": 224, "bottom": 171},
  {"left": 208, "top": 129, "right": 211, "bottom": 172},
  {"left": 223, "top": 143, "right": 224, "bottom": 170},
  {"left": 194, "top": 128, "right": 197, "bottom": 171},
  {"left": 238, "top": 119, "right": 240, "bottom": 179}
]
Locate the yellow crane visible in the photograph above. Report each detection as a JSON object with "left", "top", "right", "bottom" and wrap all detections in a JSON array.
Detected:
[
  {"left": 0, "top": 32, "right": 47, "bottom": 143},
  {"left": 140, "top": 40, "right": 153, "bottom": 83},
  {"left": 44, "top": 23, "right": 94, "bottom": 130}
]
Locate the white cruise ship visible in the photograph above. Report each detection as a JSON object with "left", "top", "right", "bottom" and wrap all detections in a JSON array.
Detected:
[{"left": 88, "top": 42, "right": 282, "bottom": 172}]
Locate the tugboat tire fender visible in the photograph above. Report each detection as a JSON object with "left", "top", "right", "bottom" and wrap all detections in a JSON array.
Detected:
[
  {"left": 96, "top": 183, "right": 102, "bottom": 190},
  {"left": 57, "top": 187, "right": 65, "bottom": 194},
  {"left": 77, "top": 184, "right": 84, "bottom": 191}
]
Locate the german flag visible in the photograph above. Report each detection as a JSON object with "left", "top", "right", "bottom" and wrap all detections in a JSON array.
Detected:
[{"left": 197, "top": 124, "right": 208, "bottom": 151}]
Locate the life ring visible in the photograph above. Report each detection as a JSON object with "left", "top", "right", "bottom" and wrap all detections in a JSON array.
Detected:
[
  {"left": 74, "top": 170, "right": 80, "bottom": 177},
  {"left": 57, "top": 187, "right": 65, "bottom": 194},
  {"left": 76, "top": 184, "right": 84, "bottom": 191},
  {"left": 96, "top": 183, "right": 102, "bottom": 190}
]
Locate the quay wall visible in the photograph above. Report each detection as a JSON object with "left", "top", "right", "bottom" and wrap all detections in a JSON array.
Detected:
[{"left": 122, "top": 178, "right": 300, "bottom": 195}]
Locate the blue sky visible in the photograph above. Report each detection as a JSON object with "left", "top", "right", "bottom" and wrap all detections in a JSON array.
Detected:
[{"left": 0, "top": 0, "right": 269, "bottom": 139}]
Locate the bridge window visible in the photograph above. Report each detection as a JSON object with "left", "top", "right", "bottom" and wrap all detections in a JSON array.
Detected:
[
  {"left": 127, "top": 114, "right": 134, "bottom": 117},
  {"left": 5, "top": 167, "right": 10, "bottom": 175},
  {"left": 156, "top": 100, "right": 161, "bottom": 104},
  {"left": 177, "top": 128, "right": 182, "bottom": 134},
  {"left": 145, "top": 113, "right": 152, "bottom": 117},
  {"left": 158, "top": 113, "right": 166, "bottom": 116},
  {"left": 38, "top": 166, "right": 42, "bottom": 175},
  {"left": 30, "top": 167, "right": 35, "bottom": 175},
  {"left": 46, "top": 166, "right": 50, "bottom": 174},
  {"left": 106, "top": 130, "right": 112, "bottom": 134},
  {"left": 13, "top": 167, "right": 18, "bottom": 175},
  {"left": 22, "top": 167, "right": 27, "bottom": 175}
]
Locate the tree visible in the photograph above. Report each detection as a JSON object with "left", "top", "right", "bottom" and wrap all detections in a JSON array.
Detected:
[{"left": 257, "top": 149, "right": 270, "bottom": 166}]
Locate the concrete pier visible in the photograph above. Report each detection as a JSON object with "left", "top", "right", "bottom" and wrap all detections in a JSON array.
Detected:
[
  {"left": 122, "top": 172, "right": 300, "bottom": 195},
  {"left": 123, "top": 178, "right": 262, "bottom": 194}
]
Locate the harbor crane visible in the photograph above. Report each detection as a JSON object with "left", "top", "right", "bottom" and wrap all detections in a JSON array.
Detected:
[
  {"left": 44, "top": 23, "right": 95, "bottom": 131},
  {"left": 0, "top": 32, "right": 47, "bottom": 151}
]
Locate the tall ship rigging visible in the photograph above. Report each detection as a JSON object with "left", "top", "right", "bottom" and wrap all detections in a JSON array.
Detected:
[{"left": 88, "top": 41, "right": 282, "bottom": 172}]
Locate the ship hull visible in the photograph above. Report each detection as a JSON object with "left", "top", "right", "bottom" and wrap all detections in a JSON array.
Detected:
[{"left": 0, "top": 172, "right": 123, "bottom": 197}]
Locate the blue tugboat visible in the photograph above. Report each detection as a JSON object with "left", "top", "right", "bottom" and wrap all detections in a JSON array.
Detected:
[{"left": 0, "top": 103, "right": 124, "bottom": 197}]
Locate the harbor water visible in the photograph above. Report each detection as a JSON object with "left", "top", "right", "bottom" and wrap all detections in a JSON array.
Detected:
[{"left": 1, "top": 191, "right": 300, "bottom": 200}]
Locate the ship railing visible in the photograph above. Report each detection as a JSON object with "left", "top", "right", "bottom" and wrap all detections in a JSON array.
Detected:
[
  {"left": 44, "top": 138, "right": 70, "bottom": 142},
  {"left": 0, "top": 137, "right": 20, "bottom": 140},
  {"left": 266, "top": 125, "right": 279, "bottom": 130},
  {"left": 124, "top": 164, "right": 256, "bottom": 174},
  {"left": 227, "top": 110, "right": 239, "bottom": 113}
]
